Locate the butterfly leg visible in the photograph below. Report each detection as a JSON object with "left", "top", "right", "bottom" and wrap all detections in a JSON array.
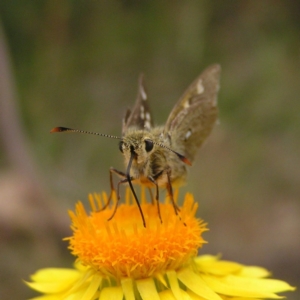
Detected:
[
  {"left": 108, "top": 167, "right": 147, "bottom": 227},
  {"left": 147, "top": 176, "right": 162, "bottom": 223},
  {"left": 107, "top": 177, "right": 128, "bottom": 221},
  {"left": 101, "top": 167, "right": 126, "bottom": 210},
  {"left": 166, "top": 168, "right": 180, "bottom": 215}
]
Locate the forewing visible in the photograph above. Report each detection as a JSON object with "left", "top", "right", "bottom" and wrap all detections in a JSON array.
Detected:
[
  {"left": 122, "top": 74, "right": 153, "bottom": 135},
  {"left": 164, "top": 64, "right": 221, "bottom": 162}
]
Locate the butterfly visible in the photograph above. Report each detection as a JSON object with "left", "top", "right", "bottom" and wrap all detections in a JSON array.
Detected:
[{"left": 51, "top": 64, "right": 221, "bottom": 227}]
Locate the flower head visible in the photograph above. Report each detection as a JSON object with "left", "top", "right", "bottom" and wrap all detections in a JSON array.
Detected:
[
  {"left": 26, "top": 189, "right": 295, "bottom": 299},
  {"left": 67, "top": 189, "right": 206, "bottom": 280}
]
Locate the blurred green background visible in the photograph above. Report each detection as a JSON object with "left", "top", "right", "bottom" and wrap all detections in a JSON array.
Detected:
[{"left": 0, "top": 1, "right": 299, "bottom": 299}]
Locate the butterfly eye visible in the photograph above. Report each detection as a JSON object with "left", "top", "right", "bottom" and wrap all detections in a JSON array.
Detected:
[
  {"left": 144, "top": 139, "right": 154, "bottom": 152},
  {"left": 119, "top": 141, "right": 124, "bottom": 153}
]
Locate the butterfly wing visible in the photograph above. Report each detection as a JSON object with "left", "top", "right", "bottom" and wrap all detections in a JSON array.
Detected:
[
  {"left": 122, "top": 74, "right": 153, "bottom": 135},
  {"left": 164, "top": 64, "right": 221, "bottom": 163}
]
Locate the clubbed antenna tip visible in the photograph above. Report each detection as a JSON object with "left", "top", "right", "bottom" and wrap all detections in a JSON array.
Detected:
[
  {"left": 177, "top": 153, "right": 192, "bottom": 166},
  {"left": 50, "top": 127, "right": 70, "bottom": 133}
]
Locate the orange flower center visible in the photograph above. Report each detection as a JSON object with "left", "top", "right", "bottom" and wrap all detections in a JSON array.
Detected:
[{"left": 67, "top": 189, "right": 207, "bottom": 279}]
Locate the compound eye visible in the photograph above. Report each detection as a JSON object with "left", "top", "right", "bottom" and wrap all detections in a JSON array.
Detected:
[
  {"left": 119, "top": 141, "right": 124, "bottom": 153},
  {"left": 144, "top": 139, "right": 154, "bottom": 152}
]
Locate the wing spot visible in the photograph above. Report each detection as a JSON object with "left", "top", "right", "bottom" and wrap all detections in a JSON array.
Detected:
[
  {"left": 185, "top": 129, "right": 192, "bottom": 140},
  {"left": 144, "top": 120, "right": 151, "bottom": 129},
  {"left": 183, "top": 100, "right": 190, "bottom": 108},
  {"left": 197, "top": 79, "right": 204, "bottom": 94},
  {"left": 144, "top": 112, "right": 151, "bottom": 129},
  {"left": 140, "top": 85, "right": 147, "bottom": 101}
]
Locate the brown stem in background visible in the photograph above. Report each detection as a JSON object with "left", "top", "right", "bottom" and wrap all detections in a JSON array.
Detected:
[{"left": 0, "top": 20, "right": 67, "bottom": 236}]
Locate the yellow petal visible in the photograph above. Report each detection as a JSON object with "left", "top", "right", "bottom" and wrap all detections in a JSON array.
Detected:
[
  {"left": 121, "top": 278, "right": 135, "bottom": 300},
  {"left": 136, "top": 278, "right": 160, "bottom": 300},
  {"left": 99, "top": 287, "right": 123, "bottom": 300},
  {"left": 166, "top": 270, "right": 183, "bottom": 300},
  {"left": 29, "top": 295, "right": 61, "bottom": 300},
  {"left": 177, "top": 267, "right": 222, "bottom": 300},
  {"left": 155, "top": 273, "right": 168, "bottom": 287},
  {"left": 217, "top": 297, "right": 258, "bottom": 300},
  {"left": 195, "top": 256, "right": 271, "bottom": 278},
  {"left": 202, "top": 274, "right": 295, "bottom": 298},
  {"left": 159, "top": 289, "right": 194, "bottom": 300},
  {"left": 65, "top": 268, "right": 94, "bottom": 295},
  {"left": 186, "top": 289, "right": 218, "bottom": 300},
  {"left": 226, "top": 275, "right": 295, "bottom": 293},
  {"left": 74, "top": 261, "right": 89, "bottom": 272},
  {"left": 227, "top": 274, "right": 296, "bottom": 293},
  {"left": 26, "top": 280, "right": 73, "bottom": 295},
  {"left": 238, "top": 266, "right": 270, "bottom": 278},
  {"left": 196, "top": 260, "right": 242, "bottom": 276},
  {"left": 221, "top": 298, "right": 260, "bottom": 300},
  {"left": 26, "top": 268, "right": 81, "bottom": 295},
  {"left": 194, "top": 255, "right": 219, "bottom": 263},
  {"left": 30, "top": 268, "right": 80, "bottom": 283},
  {"left": 64, "top": 287, "right": 92, "bottom": 300},
  {"left": 158, "top": 290, "right": 176, "bottom": 300},
  {"left": 81, "top": 274, "right": 102, "bottom": 300},
  {"left": 195, "top": 255, "right": 248, "bottom": 276}
]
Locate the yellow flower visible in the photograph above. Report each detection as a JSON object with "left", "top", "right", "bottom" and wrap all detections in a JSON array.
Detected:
[{"left": 26, "top": 189, "right": 295, "bottom": 300}]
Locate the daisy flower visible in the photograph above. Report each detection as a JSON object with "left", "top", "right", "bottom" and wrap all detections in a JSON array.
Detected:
[{"left": 26, "top": 189, "right": 295, "bottom": 299}]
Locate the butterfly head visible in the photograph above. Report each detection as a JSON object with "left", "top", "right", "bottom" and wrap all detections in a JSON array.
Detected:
[
  {"left": 119, "top": 129, "right": 192, "bottom": 170},
  {"left": 119, "top": 131, "right": 156, "bottom": 166}
]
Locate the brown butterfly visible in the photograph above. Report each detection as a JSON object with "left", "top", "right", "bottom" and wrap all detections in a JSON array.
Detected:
[{"left": 51, "top": 64, "right": 221, "bottom": 226}]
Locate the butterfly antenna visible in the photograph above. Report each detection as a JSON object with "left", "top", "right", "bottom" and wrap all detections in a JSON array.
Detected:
[
  {"left": 50, "top": 127, "right": 122, "bottom": 140},
  {"left": 153, "top": 141, "right": 192, "bottom": 166}
]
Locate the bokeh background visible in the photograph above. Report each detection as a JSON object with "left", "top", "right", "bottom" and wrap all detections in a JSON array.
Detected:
[{"left": 0, "top": 1, "right": 299, "bottom": 299}]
